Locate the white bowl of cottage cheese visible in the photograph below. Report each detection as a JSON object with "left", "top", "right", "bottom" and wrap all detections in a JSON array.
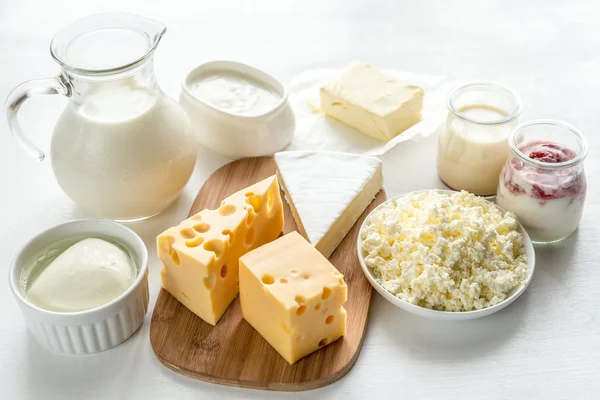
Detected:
[{"left": 357, "top": 189, "right": 535, "bottom": 321}]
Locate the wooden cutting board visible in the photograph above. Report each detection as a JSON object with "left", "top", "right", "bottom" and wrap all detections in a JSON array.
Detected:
[{"left": 150, "top": 156, "right": 385, "bottom": 391}]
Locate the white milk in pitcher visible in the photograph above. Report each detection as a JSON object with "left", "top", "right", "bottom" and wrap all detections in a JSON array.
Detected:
[{"left": 51, "top": 80, "right": 197, "bottom": 220}]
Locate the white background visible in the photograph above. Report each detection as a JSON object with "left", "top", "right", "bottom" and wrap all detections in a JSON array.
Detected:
[{"left": 1, "top": 1, "right": 599, "bottom": 399}]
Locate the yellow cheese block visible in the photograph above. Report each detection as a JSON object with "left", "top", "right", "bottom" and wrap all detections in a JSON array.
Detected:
[
  {"left": 239, "top": 231, "right": 347, "bottom": 364},
  {"left": 157, "top": 175, "right": 284, "bottom": 325}
]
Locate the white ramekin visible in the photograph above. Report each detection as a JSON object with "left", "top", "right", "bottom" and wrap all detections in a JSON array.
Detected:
[
  {"left": 180, "top": 60, "right": 295, "bottom": 159},
  {"left": 9, "top": 219, "right": 149, "bottom": 354}
]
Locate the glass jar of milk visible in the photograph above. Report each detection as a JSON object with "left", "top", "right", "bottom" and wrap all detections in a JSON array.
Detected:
[
  {"left": 5, "top": 14, "right": 197, "bottom": 221},
  {"left": 437, "top": 81, "right": 521, "bottom": 196}
]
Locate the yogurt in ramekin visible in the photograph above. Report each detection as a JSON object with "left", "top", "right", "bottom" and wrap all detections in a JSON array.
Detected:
[{"left": 9, "top": 219, "right": 149, "bottom": 354}]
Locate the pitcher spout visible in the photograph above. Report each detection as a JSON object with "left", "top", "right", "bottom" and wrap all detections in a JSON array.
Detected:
[
  {"left": 131, "top": 14, "right": 167, "bottom": 49},
  {"left": 50, "top": 13, "right": 167, "bottom": 75}
]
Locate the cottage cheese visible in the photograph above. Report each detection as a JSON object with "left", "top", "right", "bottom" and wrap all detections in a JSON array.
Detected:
[{"left": 360, "top": 190, "right": 528, "bottom": 311}]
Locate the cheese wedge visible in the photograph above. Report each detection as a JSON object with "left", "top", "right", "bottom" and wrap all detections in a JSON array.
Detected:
[
  {"left": 320, "top": 61, "right": 424, "bottom": 142},
  {"left": 239, "top": 231, "right": 347, "bottom": 364},
  {"left": 275, "top": 151, "right": 383, "bottom": 258},
  {"left": 157, "top": 175, "right": 284, "bottom": 325}
]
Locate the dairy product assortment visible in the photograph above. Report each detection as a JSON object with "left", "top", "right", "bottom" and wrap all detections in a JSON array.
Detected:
[
  {"left": 5, "top": 11, "right": 590, "bottom": 388},
  {"left": 360, "top": 190, "right": 528, "bottom": 311}
]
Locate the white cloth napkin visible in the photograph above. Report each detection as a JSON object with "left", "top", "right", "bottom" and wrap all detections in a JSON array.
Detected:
[{"left": 287, "top": 68, "right": 460, "bottom": 156}]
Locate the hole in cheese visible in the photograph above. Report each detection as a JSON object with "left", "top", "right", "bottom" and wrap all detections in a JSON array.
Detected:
[
  {"left": 281, "top": 323, "right": 290, "bottom": 334},
  {"left": 180, "top": 228, "right": 196, "bottom": 239},
  {"left": 322, "top": 287, "right": 332, "bottom": 300},
  {"left": 203, "top": 273, "right": 216, "bottom": 289},
  {"left": 219, "top": 204, "right": 236, "bottom": 216},
  {"left": 290, "top": 269, "right": 298, "bottom": 275},
  {"left": 203, "top": 240, "right": 224, "bottom": 259},
  {"left": 247, "top": 194, "right": 262, "bottom": 213},
  {"left": 159, "top": 235, "right": 176, "bottom": 256},
  {"left": 185, "top": 236, "right": 204, "bottom": 247},
  {"left": 245, "top": 227, "right": 255, "bottom": 247},
  {"left": 302, "top": 273, "right": 310, "bottom": 280},
  {"left": 180, "top": 291, "right": 190, "bottom": 301},
  {"left": 280, "top": 278, "right": 288, "bottom": 284},
  {"left": 262, "top": 275, "right": 274, "bottom": 285},
  {"left": 193, "top": 223, "right": 210, "bottom": 233},
  {"left": 318, "top": 338, "right": 329, "bottom": 347},
  {"left": 172, "top": 251, "right": 180, "bottom": 265},
  {"left": 246, "top": 210, "right": 256, "bottom": 226},
  {"left": 222, "top": 229, "right": 234, "bottom": 245},
  {"left": 331, "top": 102, "right": 342, "bottom": 106},
  {"left": 339, "top": 278, "right": 345, "bottom": 286},
  {"left": 315, "top": 303, "right": 321, "bottom": 311},
  {"left": 326, "top": 315, "right": 334, "bottom": 324},
  {"left": 295, "top": 295, "right": 306, "bottom": 304},
  {"left": 191, "top": 214, "right": 202, "bottom": 221},
  {"left": 245, "top": 192, "right": 254, "bottom": 197},
  {"left": 296, "top": 305, "right": 307, "bottom": 316},
  {"left": 267, "top": 187, "right": 275, "bottom": 212},
  {"left": 220, "top": 264, "right": 227, "bottom": 278}
]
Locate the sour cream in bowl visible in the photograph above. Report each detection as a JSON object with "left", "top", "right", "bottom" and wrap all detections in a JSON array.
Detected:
[{"left": 180, "top": 60, "right": 295, "bottom": 159}]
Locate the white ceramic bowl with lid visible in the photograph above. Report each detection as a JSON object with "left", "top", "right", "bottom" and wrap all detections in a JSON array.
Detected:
[
  {"left": 180, "top": 60, "right": 295, "bottom": 159},
  {"left": 9, "top": 219, "right": 149, "bottom": 354},
  {"left": 357, "top": 190, "right": 535, "bottom": 321}
]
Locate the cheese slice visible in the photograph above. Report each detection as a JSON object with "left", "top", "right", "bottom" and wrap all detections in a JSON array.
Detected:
[
  {"left": 239, "top": 231, "right": 347, "bottom": 364},
  {"left": 275, "top": 151, "right": 383, "bottom": 258},
  {"left": 320, "top": 61, "right": 424, "bottom": 142},
  {"left": 157, "top": 175, "right": 284, "bottom": 325}
]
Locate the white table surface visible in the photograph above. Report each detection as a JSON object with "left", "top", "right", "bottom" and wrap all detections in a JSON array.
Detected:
[{"left": 1, "top": 1, "right": 599, "bottom": 399}]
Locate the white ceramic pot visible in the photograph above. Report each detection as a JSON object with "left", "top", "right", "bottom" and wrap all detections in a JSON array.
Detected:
[
  {"left": 180, "top": 60, "right": 295, "bottom": 159},
  {"left": 9, "top": 219, "right": 149, "bottom": 354}
]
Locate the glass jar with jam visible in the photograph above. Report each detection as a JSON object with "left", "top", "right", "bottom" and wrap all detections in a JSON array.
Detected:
[{"left": 496, "top": 120, "right": 588, "bottom": 244}]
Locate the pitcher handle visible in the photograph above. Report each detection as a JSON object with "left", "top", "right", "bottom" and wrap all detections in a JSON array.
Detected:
[{"left": 4, "top": 74, "right": 71, "bottom": 161}]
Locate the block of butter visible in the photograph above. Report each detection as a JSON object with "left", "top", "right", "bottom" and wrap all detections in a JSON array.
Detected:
[
  {"left": 320, "top": 61, "right": 424, "bottom": 142},
  {"left": 157, "top": 175, "right": 284, "bottom": 325},
  {"left": 239, "top": 231, "right": 347, "bottom": 364}
]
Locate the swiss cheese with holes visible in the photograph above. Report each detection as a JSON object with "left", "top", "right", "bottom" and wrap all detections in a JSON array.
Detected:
[
  {"left": 157, "top": 175, "right": 284, "bottom": 325},
  {"left": 239, "top": 231, "right": 347, "bottom": 364}
]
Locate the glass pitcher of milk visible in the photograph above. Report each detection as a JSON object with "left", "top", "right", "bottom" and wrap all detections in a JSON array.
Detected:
[{"left": 5, "top": 13, "right": 197, "bottom": 221}]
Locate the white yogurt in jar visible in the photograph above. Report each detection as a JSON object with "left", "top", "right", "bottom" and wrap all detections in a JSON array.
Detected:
[
  {"left": 437, "top": 104, "right": 516, "bottom": 196},
  {"left": 26, "top": 238, "right": 135, "bottom": 312},
  {"left": 188, "top": 71, "right": 281, "bottom": 116}
]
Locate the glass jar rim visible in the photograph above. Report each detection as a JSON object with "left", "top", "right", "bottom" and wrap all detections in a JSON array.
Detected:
[
  {"left": 447, "top": 80, "right": 522, "bottom": 125},
  {"left": 508, "top": 119, "right": 588, "bottom": 168}
]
